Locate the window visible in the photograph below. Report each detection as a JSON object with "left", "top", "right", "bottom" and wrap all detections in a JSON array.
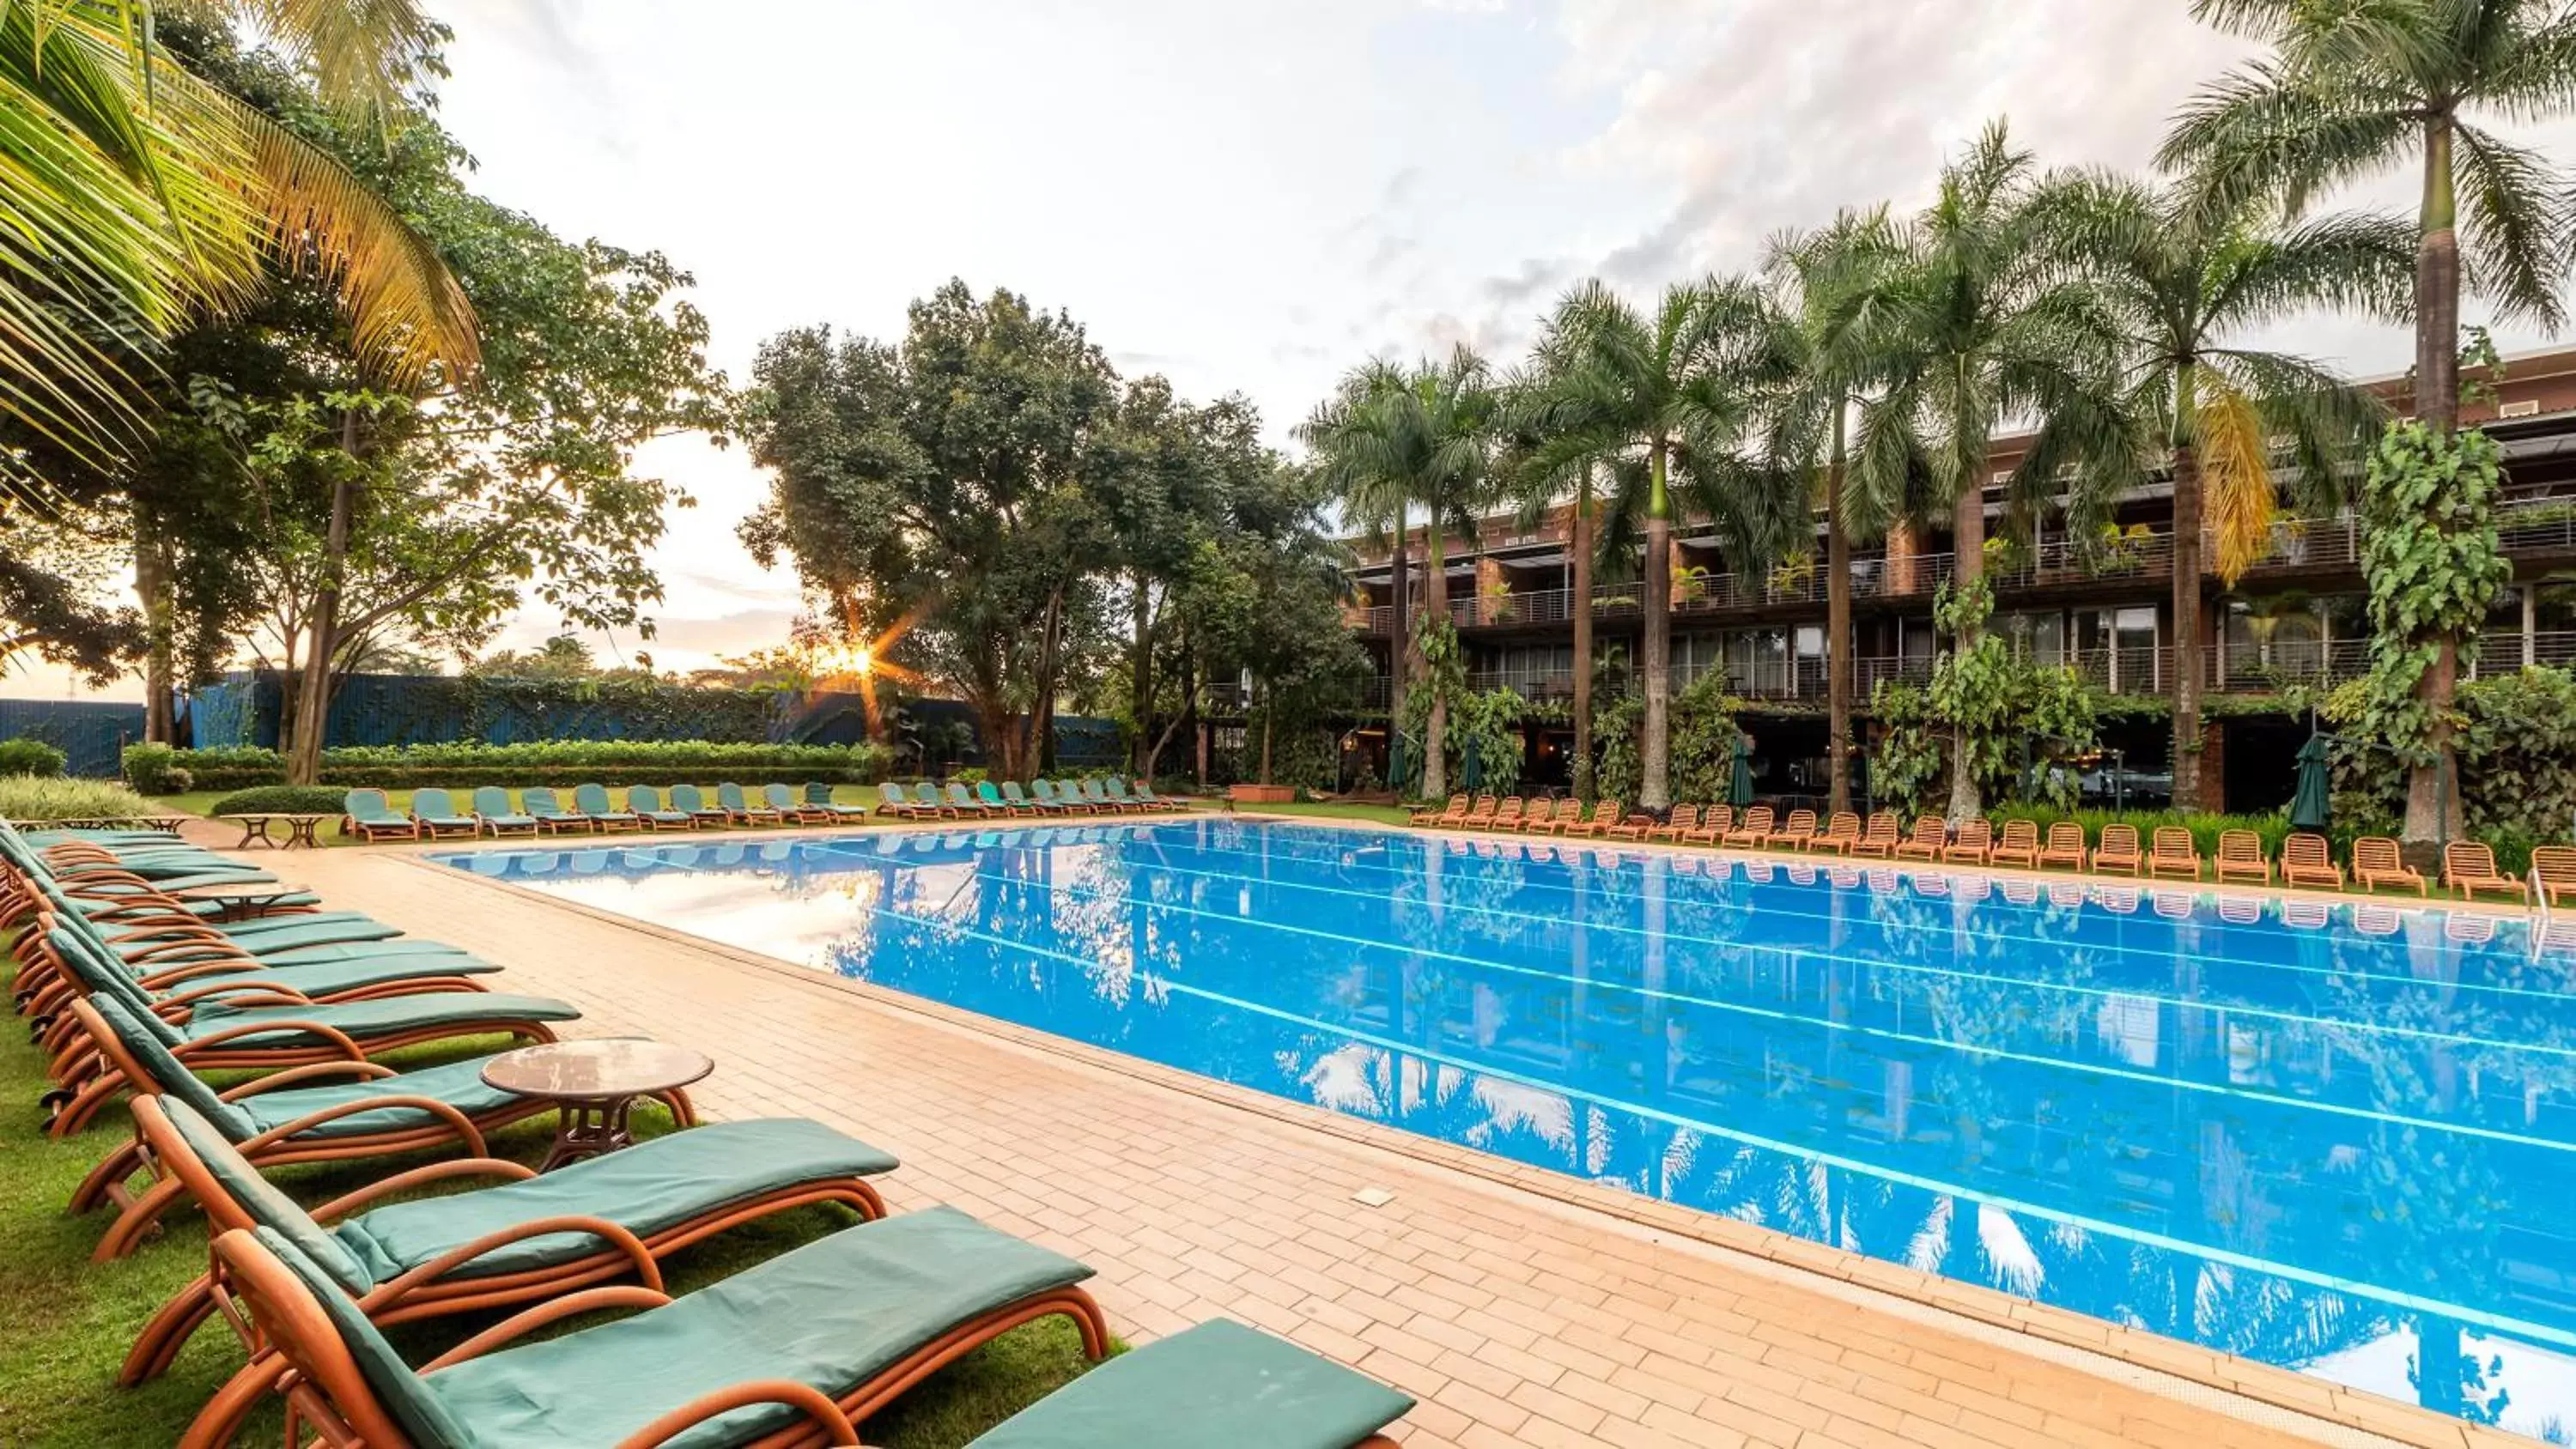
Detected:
[{"left": 2501, "top": 398, "right": 2542, "bottom": 418}]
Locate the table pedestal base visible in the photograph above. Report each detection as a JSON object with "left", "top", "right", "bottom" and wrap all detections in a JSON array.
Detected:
[{"left": 540, "top": 1095, "right": 641, "bottom": 1172}]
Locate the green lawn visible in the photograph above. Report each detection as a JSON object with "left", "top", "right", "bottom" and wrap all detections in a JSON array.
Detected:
[
  {"left": 0, "top": 951, "right": 1107, "bottom": 1446},
  {"left": 1237, "top": 800, "right": 1414, "bottom": 828}
]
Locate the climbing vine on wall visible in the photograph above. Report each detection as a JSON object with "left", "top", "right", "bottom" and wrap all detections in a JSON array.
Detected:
[
  {"left": 2356, "top": 422, "right": 2512, "bottom": 767},
  {"left": 1872, "top": 579, "right": 2097, "bottom": 813}
]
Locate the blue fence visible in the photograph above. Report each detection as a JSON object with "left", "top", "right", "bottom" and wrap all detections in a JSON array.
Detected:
[
  {"left": 185, "top": 672, "right": 1126, "bottom": 770},
  {"left": 0, "top": 699, "right": 147, "bottom": 777}
]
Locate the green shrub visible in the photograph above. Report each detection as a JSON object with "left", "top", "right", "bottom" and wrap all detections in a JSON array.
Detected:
[
  {"left": 208, "top": 785, "right": 349, "bottom": 816},
  {"left": 0, "top": 776, "right": 161, "bottom": 822},
  {"left": 0, "top": 737, "right": 67, "bottom": 777},
  {"left": 133, "top": 739, "right": 893, "bottom": 793}
]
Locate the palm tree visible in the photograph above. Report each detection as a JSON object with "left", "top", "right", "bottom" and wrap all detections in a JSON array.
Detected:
[
  {"left": 1301, "top": 348, "right": 1500, "bottom": 801},
  {"left": 1854, "top": 123, "right": 2140, "bottom": 822},
  {"left": 2042, "top": 173, "right": 2409, "bottom": 809},
  {"left": 2162, "top": 0, "right": 2576, "bottom": 842},
  {"left": 1750, "top": 209, "right": 1908, "bottom": 814},
  {"left": 1517, "top": 279, "right": 1749, "bottom": 810},
  {"left": 0, "top": 0, "right": 477, "bottom": 479}
]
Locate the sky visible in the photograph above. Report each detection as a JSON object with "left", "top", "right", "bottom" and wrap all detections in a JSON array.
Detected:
[{"left": 19, "top": 0, "right": 2576, "bottom": 701}]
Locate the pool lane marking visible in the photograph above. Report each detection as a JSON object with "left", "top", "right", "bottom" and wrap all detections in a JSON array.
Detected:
[
  {"left": 858, "top": 901, "right": 2576, "bottom": 1355},
  {"left": 1118, "top": 828, "right": 2559, "bottom": 1003},
  {"left": 827, "top": 839, "right": 2576, "bottom": 1061},
  {"left": 858, "top": 862, "right": 2576, "bottom": 1155}
]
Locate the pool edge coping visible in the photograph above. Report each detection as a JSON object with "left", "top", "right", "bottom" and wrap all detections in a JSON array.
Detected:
[{"left": 387, "top": 838, "right": 2526, "bottom": 1449}]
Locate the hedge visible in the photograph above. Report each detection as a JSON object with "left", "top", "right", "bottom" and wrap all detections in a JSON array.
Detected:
[
  {"left": 206, "top": 785, "right": 351, "bottom": 816},
  {"left": 126, "top": 740, "right": 893, "bottom": 795},
  {"left": 0, "top": 738, "right": 67, "bottom": 777}
]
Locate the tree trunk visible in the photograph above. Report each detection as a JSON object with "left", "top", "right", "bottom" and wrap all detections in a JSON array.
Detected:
[
  {"left": 1825, "top": 412, "right": 1852, "bottom": 814},
  {"left": 134, "top": 504, "right": 174, "bottom": 744},
  {"left": 1571, "top": 469, "right": 1595, "bottom": 801},
  {"left": 1946, "top": 474, "right": 1985, "bottom": 822},
  {"left": 1259, "top": 692, "right": 1275, "bottom": 785},
  {"left": 286, "top": 413, "right": 360, "bottom": 785},
  {"left": 1180, "top": 625, "right": 1204, "bottom": 788},
  {"left": 2405, "top": 112, "right": 2464, "bottom": 853},
  {"left": 2170, "top": 396, "right": 2207, "bottom": 811},
  {"left": 1386, "top": 506, "right": 1409, "bottom": 792},
  {"left": 1033, "top": 590, "right": 1065, "bottom": 777},
  {"left": 1129, "top": 571, "right": 1152, "bottom": 774},
  {"left": 1419, "top": 518, "right": 1449, "bottom": 802},
  {"left": 1641, "top": 440, "right": 1673, "bottom": 809}
]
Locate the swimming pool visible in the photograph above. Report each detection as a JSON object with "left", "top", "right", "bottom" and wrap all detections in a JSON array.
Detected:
[{"left": 439, "top": 818, "right": 2576, "bottom": 1437}]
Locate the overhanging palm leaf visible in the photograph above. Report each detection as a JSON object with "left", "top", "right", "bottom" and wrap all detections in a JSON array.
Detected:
[{"left": 0, "top": 0, "right": 477, "bottom": 491}]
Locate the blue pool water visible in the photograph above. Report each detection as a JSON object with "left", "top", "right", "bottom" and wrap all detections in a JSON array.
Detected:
[{"left": 439, "top": 819, "right": 2576, "bottom": 1438}]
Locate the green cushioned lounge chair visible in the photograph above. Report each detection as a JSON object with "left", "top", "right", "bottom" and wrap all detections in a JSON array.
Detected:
[
  {"left": 571, "top": 784, "right": 641, "bottom": 833},
  {"left": 342, "top": 790, "right": 418, "bottom": 843},
  {"left": 469, "top": 788, "right": 538, "bottom": 839},
  {"left": 1030, "top": 778, "right": 1091, "bottom": 815},
  {"left": 945, "top": 781, "right": 1005, "bottom": 816},
  {"left": 123, "top": 1095, "right": 896, "bottom": 1411},
  {"left": 999, "top": 780, "right": 1062, "bottom": 815},
  {"left": 518, "top": 787, "right": 592, "bottom": 835},
  {"left": 965, "top": 1319, "right": 1413, "bottom": 1449},
  {"left": 626, "top": 785, "right": 696, "bottom": 832},
  {"left": 876, "top": 781, "right": 940, "bottom": 820},
  {"left": 772, "top": 783, "right": 834, "bottom": 824},
  {"left": 59, "top": 996, "right": 586, "bottom": 1258},
  {"left": 408, "top": 789, "right": 480, "bottom": 840},
  {"left": 209, "top": 1207, "right": 1109, "bottom": 1448},
  {"left": 1104, "top": 779, "right": 1157, "bottom": 812},
  {"left": 975, "top": 780, "right": 1036, "bottom": 816},
  {"left": 715, "top": 782, "right": 781, "bottom": 826},
  {"left": 41, "top": 928, "right": 578, "bottom": 1131},
  {"left": 800, "top": 780, "right": 869, "bottom": 822},
  {"left": 1083, "top": 779, "right": 1144, "bottom": 815},
  {"left": 1128, "top": 779, "right": 1182, "bottom": 810},
  {"left": 666, "top": 784, "right": 731, "bottom": 828}
]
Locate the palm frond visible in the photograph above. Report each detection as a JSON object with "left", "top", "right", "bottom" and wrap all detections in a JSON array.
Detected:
[
  {"left": 161, "top": 0, "right": 447, "bottom": 116},
  {"left": 2190, "top": 367, "right": 2278, "bottom": 584},
  {"left": 2451, "top": 121, "right": 2571, "bottom": 329}
]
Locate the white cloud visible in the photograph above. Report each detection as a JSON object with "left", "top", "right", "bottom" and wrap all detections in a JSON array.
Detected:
[{"left": 18, "top": 0, "right": 2575, "bottom": 705}]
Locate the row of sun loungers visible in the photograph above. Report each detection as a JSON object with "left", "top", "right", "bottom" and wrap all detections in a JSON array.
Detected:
[
  {"left": 875, "top": 777, "right": 1185, "bottom": 820},
  {"left": 1409, "top": 795, "right": 2563, "bottom": 904},
  {"left": 343, "top": 782, "right": 868, "bottom": 840},
  {"left": 0, "top": 819, "right": 1413, "bottom": 1447}
]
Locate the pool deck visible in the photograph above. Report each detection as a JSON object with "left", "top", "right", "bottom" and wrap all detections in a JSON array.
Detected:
[{"left": 211, "top": 818, "right": 2534, "bottom": 1449}]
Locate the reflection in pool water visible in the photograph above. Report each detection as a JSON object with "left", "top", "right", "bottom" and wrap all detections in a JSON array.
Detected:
[{"left": 440, "top": 820, "right": 2576, "bottom": 1440}]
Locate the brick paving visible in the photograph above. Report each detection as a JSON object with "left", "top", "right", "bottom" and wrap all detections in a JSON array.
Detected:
[{"left": 212, "top": 825, "right": 2517, "bottom": 1449}]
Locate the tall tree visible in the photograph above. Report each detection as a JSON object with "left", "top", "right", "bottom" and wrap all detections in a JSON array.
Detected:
[
  {"left": 1856, "top": 123, "right": 2139, "bottom": 821},
  {"left": 2042, "top": 173, "right": 2408, "bottom": 809},
  {"left": 1508, "top": 280, "right": 1741, "bottom": 809},
  {"left": 2163, "top": 0, "right": 2576, "bottom": 845},
  {"left": 1301, "top": 349, "right": 1499, "bottom": 801},
  {"left": 1751, "top": 209, "right": 1907, "bottom": 813},
  {"left": 741, "top": 282, "right": 1121, "bottom": 781}
]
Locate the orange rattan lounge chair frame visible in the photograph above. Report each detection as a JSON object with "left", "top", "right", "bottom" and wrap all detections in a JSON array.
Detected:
[
  {"left": 1514, "top": 799, "right": 1568, "bottom": 835},
  {"left": 54, "top": 1003, "right": 632, "bottom": 1260},
  {"left": 1893, "top": 816, "right": 1945, "bottom": 862},
  {"left": 1649, "top": 804, "right": 1703, "bottom": 843},
  {"left": 2444, "top": 841, "right": 2529, "bottom": 903},
  {"left": 1722, "top": 806, "right": 1775, "bottom": 850},
  {"left": 1766, "top": 809, "right": 1819, "bottom": 852},
  {"left": 196, "top": 1225, "right": 1113, "bottom": 1449},
  {"left": 2214, "top": 830, "right": 2272, "bottom": 885},
  {"left": 2036, "top": 822, "right": 2087, "bottom": 871},
  {"left": 2280, "top": 833, "right": 2345, "bottom": 890},
  {"left": 1603, "top": 809, "right": 1656, "bottom": 841},
  {"left": 1942, "top": 819, "right": 1993, "bottom": 865},
  {"left": 1850, "top": 812, "right": 1900, "bottom": 858},
  {"left": 2351, "top": 836, "right": 2427, "bottom": 895},
  {"left": 1812, "top": 812, "right": 1862, "bottom": 856},
  {"left": 1457, "top": 796, "right": 1500, "bottom": 828},
  {"left": 1564, "top": 802, "right": 1625, "bottom": 839},
  {"left": 1989, "top": 820, "right": 2039, "bottom": 869},
  {"left": 121, "top": 1099, "right": 886, "bottom": 1416},
  {"left": 2093, "top": 825, "right": 2143, "bottom": 876},
  {"left": 1485, "top": 797, "right": 1527, "bottom": 832},
  {"left": 2532, "top": 846, "right": 2576, "bottom": 906},
  {"left": 2147, "top": 828, "right": 2202, "bottom": 881},
  {"left": 1409, "top": 795, "right": 1469, "bottom": 828},
  {"left": 1682, "top": 805, "right": 1734, "bottom": 846}
]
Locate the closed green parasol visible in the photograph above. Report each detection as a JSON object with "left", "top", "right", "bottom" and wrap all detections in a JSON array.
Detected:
[
  {"left": 1728, "top": 737, "right": 1756, "bottom": 808},
  {"left": 2289, "top": 733, "right": 2332, "bottom": 831}
]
